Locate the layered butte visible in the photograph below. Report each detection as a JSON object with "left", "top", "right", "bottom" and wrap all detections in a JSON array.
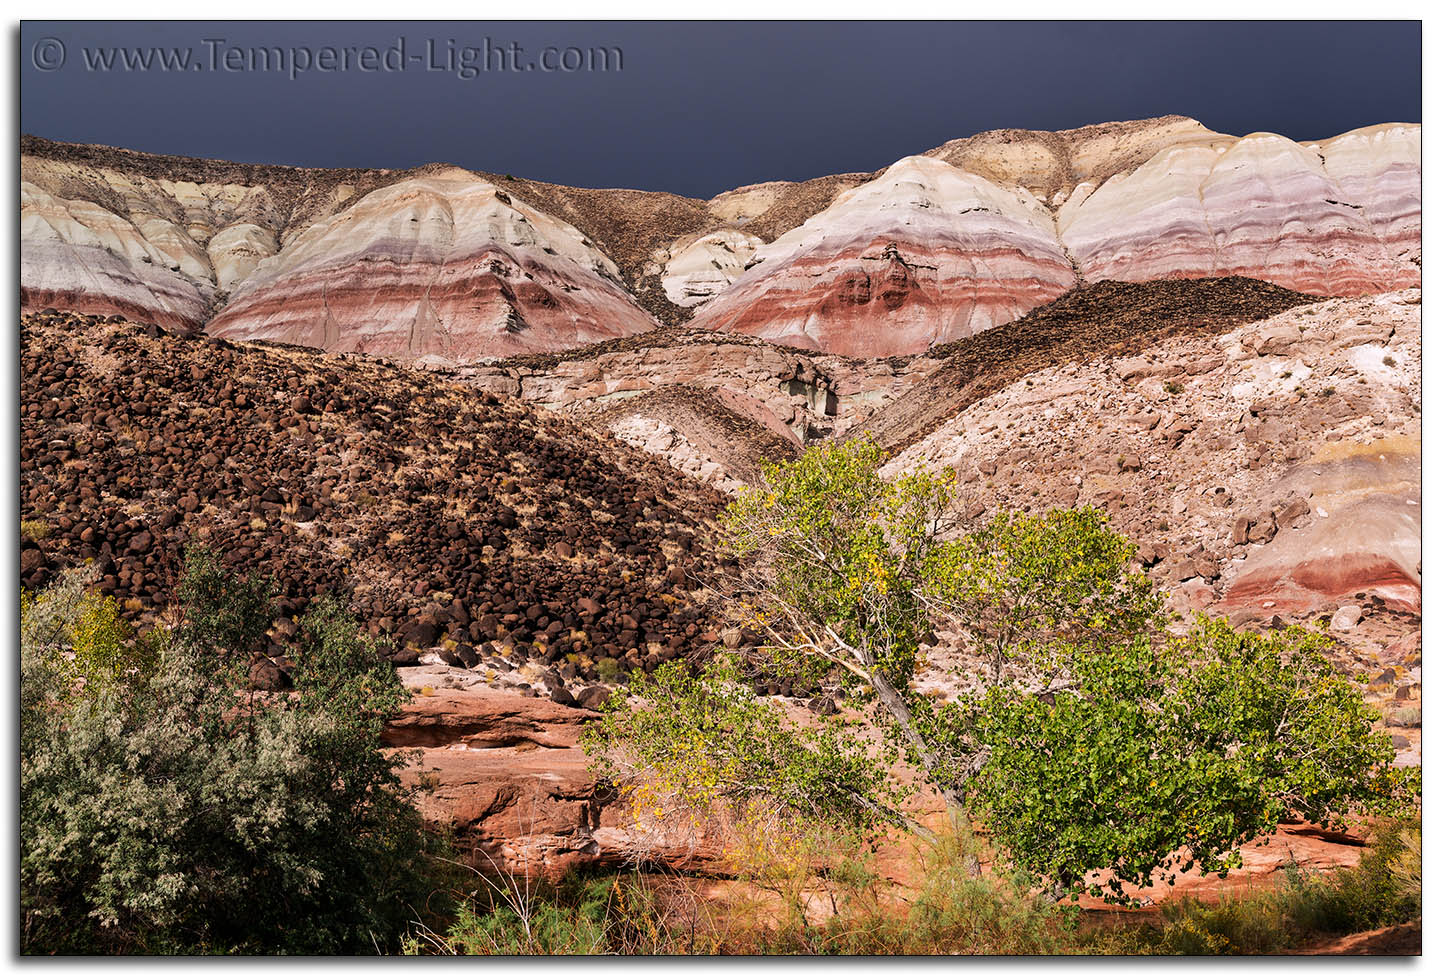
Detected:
[
  {"left": 19, "top": 118, "right": 1421, "bottom": 361},
  {"left": 683, "top": 122, "right": 1419, "bottom": 357},
  {"left": 207, "top": 171, "right": 657, "bottom": 361},
  {"left": 687, "top": 156, "right": 1079, "bottom": 357},
  {"left": 21, "top": 181, "right": 216, "bottom": 330},
  {"left": 1058, "top": 124, "right": 1420, "bottom": 295}
]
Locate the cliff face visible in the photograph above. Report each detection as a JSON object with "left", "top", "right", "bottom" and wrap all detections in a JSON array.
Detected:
[{"left": 20, "top": 117, "right": 1419, "bottom": 361}]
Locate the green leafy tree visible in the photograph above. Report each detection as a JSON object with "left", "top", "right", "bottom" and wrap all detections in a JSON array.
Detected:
[
  {"left": 20, "top": 553, "right": 436, "bottom": 954},
  {"left": 587, "top": 439, "right": 1417, "bottom": 902},
  {"left": 720, "top": 438, "right": 965, "bottom": 804},
  {"left": 965, "top": 618, "right": 1417, "bottom": 899}
]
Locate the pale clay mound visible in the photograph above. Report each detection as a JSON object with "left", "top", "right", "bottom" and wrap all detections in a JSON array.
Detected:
[
  {"left": 21, "top": 118, "right": 1419, "bottom": 359},
  {"left": 694, "top": 124, "right": 1417, "bottom": 356},
  {"left": 206, "top": 171, "right": 657, "bottom": 359}
]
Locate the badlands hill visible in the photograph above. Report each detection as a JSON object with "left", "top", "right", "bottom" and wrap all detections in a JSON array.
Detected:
[{"left": 21, "top": 116, "right": 1419, "bottom": 360}]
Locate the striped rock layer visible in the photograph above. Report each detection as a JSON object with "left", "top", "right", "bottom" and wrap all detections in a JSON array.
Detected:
[
  {"left": 1057, "top": 124, "right": 1420, "bottom": 296},
  {"left": 20, "top": 119, "right": 1420, "bottom": 360},
  {"left": 207, "top": 172, "right": 656, "bottom": 360},
  {"left": 693, "top": 123, "right": 1418, "bottom": 356},
  {"left": 687, "top": 156, "right": 1080, "bottom": 357}
]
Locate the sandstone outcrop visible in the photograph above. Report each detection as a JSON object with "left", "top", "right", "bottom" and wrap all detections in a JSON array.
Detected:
[
  {"left": 860, "top": 276, "right": 1321, "bottom": 454},
  {"left": 387, "top": 668, "right": 724, "bottom": 878},
  {"left": 462, "top": 328, "right": 931, "bottom": 433},
  {"left": 595, "top": 386, "right": 802, "bottom": 492},
  {"left": 20, "top": 136, "right": 413, "bottom": 328},
  {"left": 21, "top": 181, "right": 215, "bottom": 330}
]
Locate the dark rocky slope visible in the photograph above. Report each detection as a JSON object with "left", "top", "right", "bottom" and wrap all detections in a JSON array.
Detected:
[{"left": 20, "top": 309, "right": 727, "bottom": 685}]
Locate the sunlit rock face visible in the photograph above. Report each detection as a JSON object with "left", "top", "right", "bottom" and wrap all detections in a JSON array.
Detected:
[
  {"left": 1307, "top": 123, "right": 1422, "bottom": 280},
  {"left": 687, "top": 156, "right": 1078, "bottom": 358},
  {"left": 20, "top": 119, "right": 1420, "bottom": 360},
  {"left": 206, "top": 171, "right": 657, "bottom": 361},
  {"left": 206, "top": 223, "right": 278, "bottom": 293},
  {"left": 687, "top": 121, "right": 1418, "bottom": 358},
  {"left": 661, "top": 229, "right": 763, "bottom": 308},
  {"left": 20, "top": 181, "right": 215, "bottom": 330},
  {"left": 1058, "top": 125, "right": 1420, "bottom": 296}
]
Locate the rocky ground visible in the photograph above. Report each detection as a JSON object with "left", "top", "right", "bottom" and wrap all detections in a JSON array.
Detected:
[
  {"left": 594, "top": 386, "right": 802, "bottom": 493},
  {"left": 861, "top": 276, "right": 1323, "bottom": 452},
  {"left": 18, "top": 277, "right": 1423, "bottom": 903},
  {"left": 882, "top": 288, "right": 1421, "bottom": 761},
  {"left": 20, "top": 309, "right": 731, "bottom": 696},
  {"left": 449, "top": 325, "right": 938, "bottom": 486}
]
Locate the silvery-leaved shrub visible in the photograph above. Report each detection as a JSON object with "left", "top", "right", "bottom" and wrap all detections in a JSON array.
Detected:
[{"left": 20, "top": 548, "right": 437, "bottom": 954}]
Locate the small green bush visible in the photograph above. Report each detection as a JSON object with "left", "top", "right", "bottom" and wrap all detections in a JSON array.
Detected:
[{"left": 20, "top": 550, "right": 439, "bottom": 954}]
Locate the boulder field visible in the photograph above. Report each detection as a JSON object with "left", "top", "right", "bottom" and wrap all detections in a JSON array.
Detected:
[
  {"left": 21, "top": 116, "right": 1419, "bottom": 360},
  {"left": 20, "top": 309, "right": 730, "bottom": 695}
]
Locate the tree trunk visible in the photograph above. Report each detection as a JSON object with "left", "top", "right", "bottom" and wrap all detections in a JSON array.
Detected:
[{"left": 865, "top": 669, "right": 967, "bottom": 812}]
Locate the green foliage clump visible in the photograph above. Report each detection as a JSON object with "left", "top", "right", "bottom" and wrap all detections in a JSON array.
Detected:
[
  {"left": 21, "top": 577, "right": 158, "bottom": 705},
  {"left": 410, "top": 872, "right": 616, "bottom": 955},
  {"left": 725, "top": 437, "right": 956, "bottom": 693},
  {"left": 922, "top": 506, "right": 1163, "bottom": 681},
  {"left": 964, "top": 617, "right": 1416, "bottom": 899},
  {"left": 20, "top": 550, "right": 435, "bottom": 954},
  {"left": 583, "top": 658, "right": 906, "bottom": 831}
]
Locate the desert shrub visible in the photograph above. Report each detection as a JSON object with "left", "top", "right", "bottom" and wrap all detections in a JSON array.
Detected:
[
  {"left": 406, "top": 868, "right": 688, "bottom": 955},
  {"left": 20, "top": 552, "right": 436, "bottom": 954},
  {"left": 20, "top": 518, "right": 51, "bottom": 541},
  {"left": 584, "top": 658, "right": 906, "bottom": 831},
  {"left": 1386, "top": 707, "right": 1421, "bottom": 728},
  {"left": 1092, "top": 817, "right": 1423, "bottom": 954},
  {"left": 1278, "top": 819, "right": 1422, "bottom": 934}
]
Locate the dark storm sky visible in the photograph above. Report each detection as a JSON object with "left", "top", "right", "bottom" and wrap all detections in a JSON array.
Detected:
[{"left": 20, "top": 21, "right": 1422, "bottom": 199}]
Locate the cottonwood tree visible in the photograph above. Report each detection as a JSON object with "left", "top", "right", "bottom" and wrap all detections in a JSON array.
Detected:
[{"left": 588, "top": 439, "right": 1418, "bottom": 901}]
